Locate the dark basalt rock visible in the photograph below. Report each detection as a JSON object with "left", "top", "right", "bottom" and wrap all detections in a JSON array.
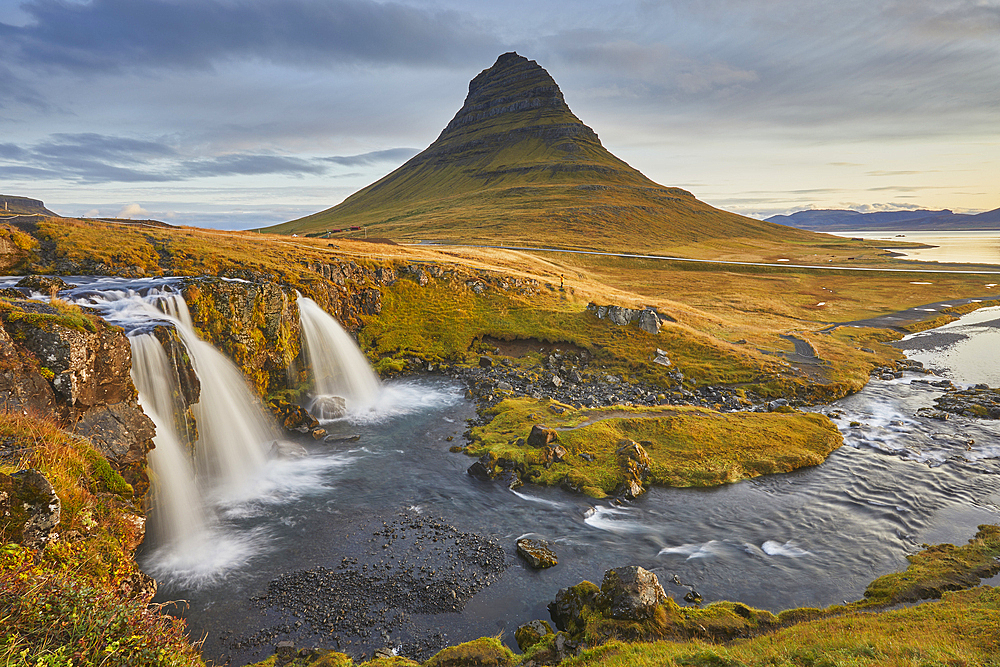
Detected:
[
  {"left": 16, "top": 275, "right": 76, "bottom": 293},
  {"left": 548, "top": 581, "right": 599, "bottom": 635},
  {"left": 615, "top": 439, "right": 651, "bottom": 500},
  {"left": 0, "top": 468, "right": 61, "bottom": 548},
  {"left": 933, "top": 386, "right": 1000, "bottom": 419},
  {"left": 516, "top": 537, "right": 558, "bottom": 569}
]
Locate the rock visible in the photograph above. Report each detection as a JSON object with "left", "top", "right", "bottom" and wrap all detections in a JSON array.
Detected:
[
  {"left": 310, "top": 428, "right": 327, "bottom": 440},
  {"left": 587, "top": 302, "right": 662, "bottom": 333},
  {"left": 374, "top": 648, "right": 395, "bottom": 659},
  {"left": 549, "top": 444, "right": 568, "bottom": 462},
  {"left": 496, "top": 381, "right": 513, "bottom": 392},
  {"left": 310, "top": 395, "right": 347, "bottom": 420},
  {"left": 270, "top": 398, "right": 320, "bottom": 432},
  {"left": 653, "top": 353, "right": 671, "bottom": 366},
  {"left": 324, "top": 434, "right": 361, "bottom": 444},
  {"left": 517, "top": 538, "right": 558, "bottom": 569},
  {"left": 550, "top": 375, "right": 563, "bottom": 388},
  {"left": 75, "top": 402, "right": 155, "bottom": 494},
  {"left": 479, "top": 355, "right": 493, "bottom": 368},
  {"left": 275, "top": 641, "right": 297, "bottom": 665},
  {"left": 269, "top": 440, "right": 309, "bottom": 459},
  {"left": 548, "top": 581, "right": 600, "bottom": 634},
  {"left": 0, "top": 469, "right": 61, "bottom": 548},
  {"left": 768, "top": 398, "right": 789, "bottom": 411},
  {"left": 684, "top": 589, "right": 703, "bottom": 604},
  {"left": 467, "top": 452, "right": 498, "bottom": 481},
  {"left": 514, "top": 619, "right": 554, "bottom": 651},
  {"left": 568, "top": 369, "right": 583, "bottom": 384},
  {"left": 615, "top": 439, "right": 651, "bottom": 499},
  {"left": 15, "top": 275, "right": 76, "bottom": 294},
  {"left": 526, "top": 425, "right": 559, "bottom": 447},
  {"left": 119, "top": 569, "right": 157, "bottom": 602},
  {"left": 598, "top": 565, "right": 667, "bottom": 621}
]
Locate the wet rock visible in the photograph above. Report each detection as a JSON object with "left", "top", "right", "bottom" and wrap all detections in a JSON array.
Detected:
[
  {"left": 0, "top": 468, "right": 61, "bottom": 548},
  {"left": 275, "top": 640, "right": 297, "bottom": 665},
  {"left": 548, "top": 581, "right": 599, "bottom": 635},
  {"left": 16, "top": 275, "right": 76, "bottom": 294},
  {"left": 516, "top": 538, "right": 558, "bottom": 569},
  {"left": 324, "top": 434, "right": 361, "bottom": 445},
  {"left": 270, "top": 398, "right": 320, "bottom": 432},
  {"left": 269, "top": 440, "right": 309, "bottom": 459},
  {"left": 526, "top": 425, "right": 558, "bottom": 448},
  {"left": 933, "top": 386, "right": 1000, "bottom": 419},
  {"left": 514, "top": 620, "right": 554, "bottom": 652},
  {"left": 311, "top": 395, "right": 347, "bottom": 420},
  {"left": 598, "top": 566, "right": 667, "bottom": 621},
  {"left": 479, "top": 356, "right": 493, "bottom": 369}
]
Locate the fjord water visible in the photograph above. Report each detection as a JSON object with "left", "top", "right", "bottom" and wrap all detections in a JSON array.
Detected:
[{"left": 839, "top": 230, "right": 1000, "bottom": 265}]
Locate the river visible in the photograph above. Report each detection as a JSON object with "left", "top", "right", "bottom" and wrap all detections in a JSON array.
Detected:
[{"left": 4, "top": 276, "right": 999, "bottom": 665}]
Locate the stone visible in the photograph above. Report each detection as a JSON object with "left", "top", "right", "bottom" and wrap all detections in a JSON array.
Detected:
[
  {"left": 16, "top": 275, "right": 76, "bottom": 294},
  {"left": 310, "top": 395, "right": 347, "bottom": 420},
  {"left": 598, "top": 565, "right": 666, "bottom": 621},
  {"left": 526, "top": 424, "right": 558, "bottom": 448},
  {"left": 269, "top": 440, "right": 309, "bottom": 459},
  {"left": 548, "top": 581, "right": 600, "bottom": 634},
  {"left": 496, "top": 381, "right": 513, "bottom": 392},
  {"left": 75, "top": 402, "right": 155, "bottom": 494},
  {"left": 275, "top": 641, "right": 297, "bottom": 665},
  {"left": 550, "top": 374, "right": 563, "bottom": 388},
  {"left": 467, "top": 452, "right": 498, "bottom": 481},
  {"left": 514, "top": 619, "right": 554, "bottom": 651},
  {"left": 517, "top": 538, "right": 558, "bottom": 569},
  {"left": 479, "top": 355, "right": 493, "bottom": 368},
  {"left": 0, "top": 469, "right": 61, "bottom": 548},
  {"left": 615, "top": 439, "right": 651, "bottom": 499}
]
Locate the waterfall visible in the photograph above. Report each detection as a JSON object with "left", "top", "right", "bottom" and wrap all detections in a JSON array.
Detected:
[
  {"left": 154, "top": 294, "right": 276, "bottom": 493},
  {"left": 297, "top": 296, "right": 381, "bottom": 413},
  {"left": 130, "top": 334, "right": 210, "bottom": 547}
]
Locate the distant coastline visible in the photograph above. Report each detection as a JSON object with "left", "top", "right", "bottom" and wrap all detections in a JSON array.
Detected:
[{"left": 767, "top": 207, "right": 1000, "bottom": 232}]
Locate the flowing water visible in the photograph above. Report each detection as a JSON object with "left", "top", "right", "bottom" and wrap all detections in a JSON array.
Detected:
[{"left": 4, "top": 276, "right": 1000, "bottom": 664}]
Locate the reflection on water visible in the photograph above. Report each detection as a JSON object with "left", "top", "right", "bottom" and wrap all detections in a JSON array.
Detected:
[
  {"left": 896, "top": 306, "right": 1000, "bottom": 385},
  {"left": 834, "top": 230, "right": 1000, "bottom": 266}
]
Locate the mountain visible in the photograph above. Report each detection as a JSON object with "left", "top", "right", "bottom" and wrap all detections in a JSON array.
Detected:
[
  {"left": 266, "top": 53, "right": 820, "bottom": 252},
  {"left": 1, "top": 195, "right": 57, "bottom": 217},
  {"left": 767, "top": 208, "right": 1000, "bottom": 232}
]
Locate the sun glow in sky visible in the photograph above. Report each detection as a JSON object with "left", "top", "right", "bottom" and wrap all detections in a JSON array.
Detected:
[{"left": 0, "top": 0, "right": 997, "bottom": 229}]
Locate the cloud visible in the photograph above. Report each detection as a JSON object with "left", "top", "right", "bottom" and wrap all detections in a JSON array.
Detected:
[
  {"left": 183, "top": 153, "right": 327, "bottom": 177},
  {"left": 3, "top": 0, "right": 503, "bottom": 72},
  {"left": 323, "top": 148, "right": 419, "bottom": 167},
  {"left": 0, "top": 132, "right": 422, "bottom": 184},
  {"left": 117, "top": 203, "right": 150, "bottom": 218}
]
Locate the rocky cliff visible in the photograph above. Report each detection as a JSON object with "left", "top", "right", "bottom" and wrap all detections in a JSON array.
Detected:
[{"left": 0, "top": 284, "right": 154, "bottom": 495}]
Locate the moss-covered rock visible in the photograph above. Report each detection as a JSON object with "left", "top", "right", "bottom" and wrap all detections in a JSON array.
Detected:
[{"left": 422, "top": 637, "right": 517, "bottom": 667}]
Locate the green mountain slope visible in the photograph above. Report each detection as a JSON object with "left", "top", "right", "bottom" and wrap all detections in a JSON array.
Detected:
[{"left": 266, "top": 53, "right": 822, "bottom": 253}]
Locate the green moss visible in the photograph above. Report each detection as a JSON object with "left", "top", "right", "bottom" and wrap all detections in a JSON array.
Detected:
[
  {"left": 467, "top": 397, "right": 842, "bottom": 494},
  {"left": 861, "top": 524, "right": 1000, "bottom": 606},
  {"left": 86, "top": 447, "right": 134, "bottom": 497},
  {"left": 422, "top": 637, "right": 516, "bottom": 667}
]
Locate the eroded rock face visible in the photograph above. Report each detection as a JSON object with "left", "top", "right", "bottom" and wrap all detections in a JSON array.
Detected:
[
  {"left": 0, "top": 468, "right": 61, "bottom": 548},
  {"left": 8, "top": 311, "right": 134, "bottom": 412},
  {"left": 598, "top": 565, "right": 666, "bottom": 621},
  {"left": 75, "top": 402, "right": 155, "bottom": 495},
  {"left": 0, "top": 324, "right": 56, "bottom": 414}
]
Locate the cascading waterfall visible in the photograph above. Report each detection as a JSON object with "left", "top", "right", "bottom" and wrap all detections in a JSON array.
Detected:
[
  {"left": 129, "top": 333, "right": 210, "bottom": 547},
  {"left": 297, "top": 296, "right": 381, "bottom": 414},
  {"left": 154, "top": 293, "right": 277, "bottom": 495}
]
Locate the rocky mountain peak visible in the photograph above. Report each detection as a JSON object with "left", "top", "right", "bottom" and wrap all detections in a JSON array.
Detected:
[{"left": 434, "top": 51, "right": 598, "bottom": 148}]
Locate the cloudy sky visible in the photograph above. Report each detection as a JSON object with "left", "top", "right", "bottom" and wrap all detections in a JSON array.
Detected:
[{"left": 1, "top": 0, "right": 997, "bottom": 229}]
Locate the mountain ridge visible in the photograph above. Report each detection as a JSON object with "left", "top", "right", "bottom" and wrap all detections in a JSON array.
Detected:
[{"left": 767, "top": 207, "right": 1000, "bottom": 232}]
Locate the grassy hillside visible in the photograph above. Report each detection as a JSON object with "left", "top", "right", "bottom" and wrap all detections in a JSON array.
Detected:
[{"left": 264, "top": 54, "right": 827, "bottom": 254}]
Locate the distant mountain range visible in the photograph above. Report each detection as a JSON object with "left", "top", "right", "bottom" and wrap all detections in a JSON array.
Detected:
[
  {"left": 266, "top": 52, "right": 823, "bottom": 252},
  {"left": 766, "top": 207, "right": 1000, "bottom": 232}
]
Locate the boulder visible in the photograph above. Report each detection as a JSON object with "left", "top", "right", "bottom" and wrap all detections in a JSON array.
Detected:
[
  {"left": 16, "top": 275, "right": 76, "bottom": 294},
  {"left": 270, "top": 398, "right": 320, "bottom": 432},
  {"left": 526, "top": 424, "right": 558, "bottom": 448},
  {"left": 0, "top": 468, "right": 61, "bottom": 548},
  {"left": 548, "top": 581, "right": 600, "bottom": 634},
  {"left": 75, "top": 402, "right": 155, "bottom": 494},
  {"left": 615, "top": 439, "right": 651, "bottom": 499},
  {"left": 598, "top": 565, "right": 666, "bottom": 621},
  {"left": 517, "top": 538, "right": 558, "bottom": 569},
  {"left": 514, "top": 619, "right": 554, "bottom": 651}
]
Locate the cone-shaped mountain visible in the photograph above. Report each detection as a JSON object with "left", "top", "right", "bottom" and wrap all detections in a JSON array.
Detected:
[{"left": 269, "top": 53, "right": 817, "bottom": 251}]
